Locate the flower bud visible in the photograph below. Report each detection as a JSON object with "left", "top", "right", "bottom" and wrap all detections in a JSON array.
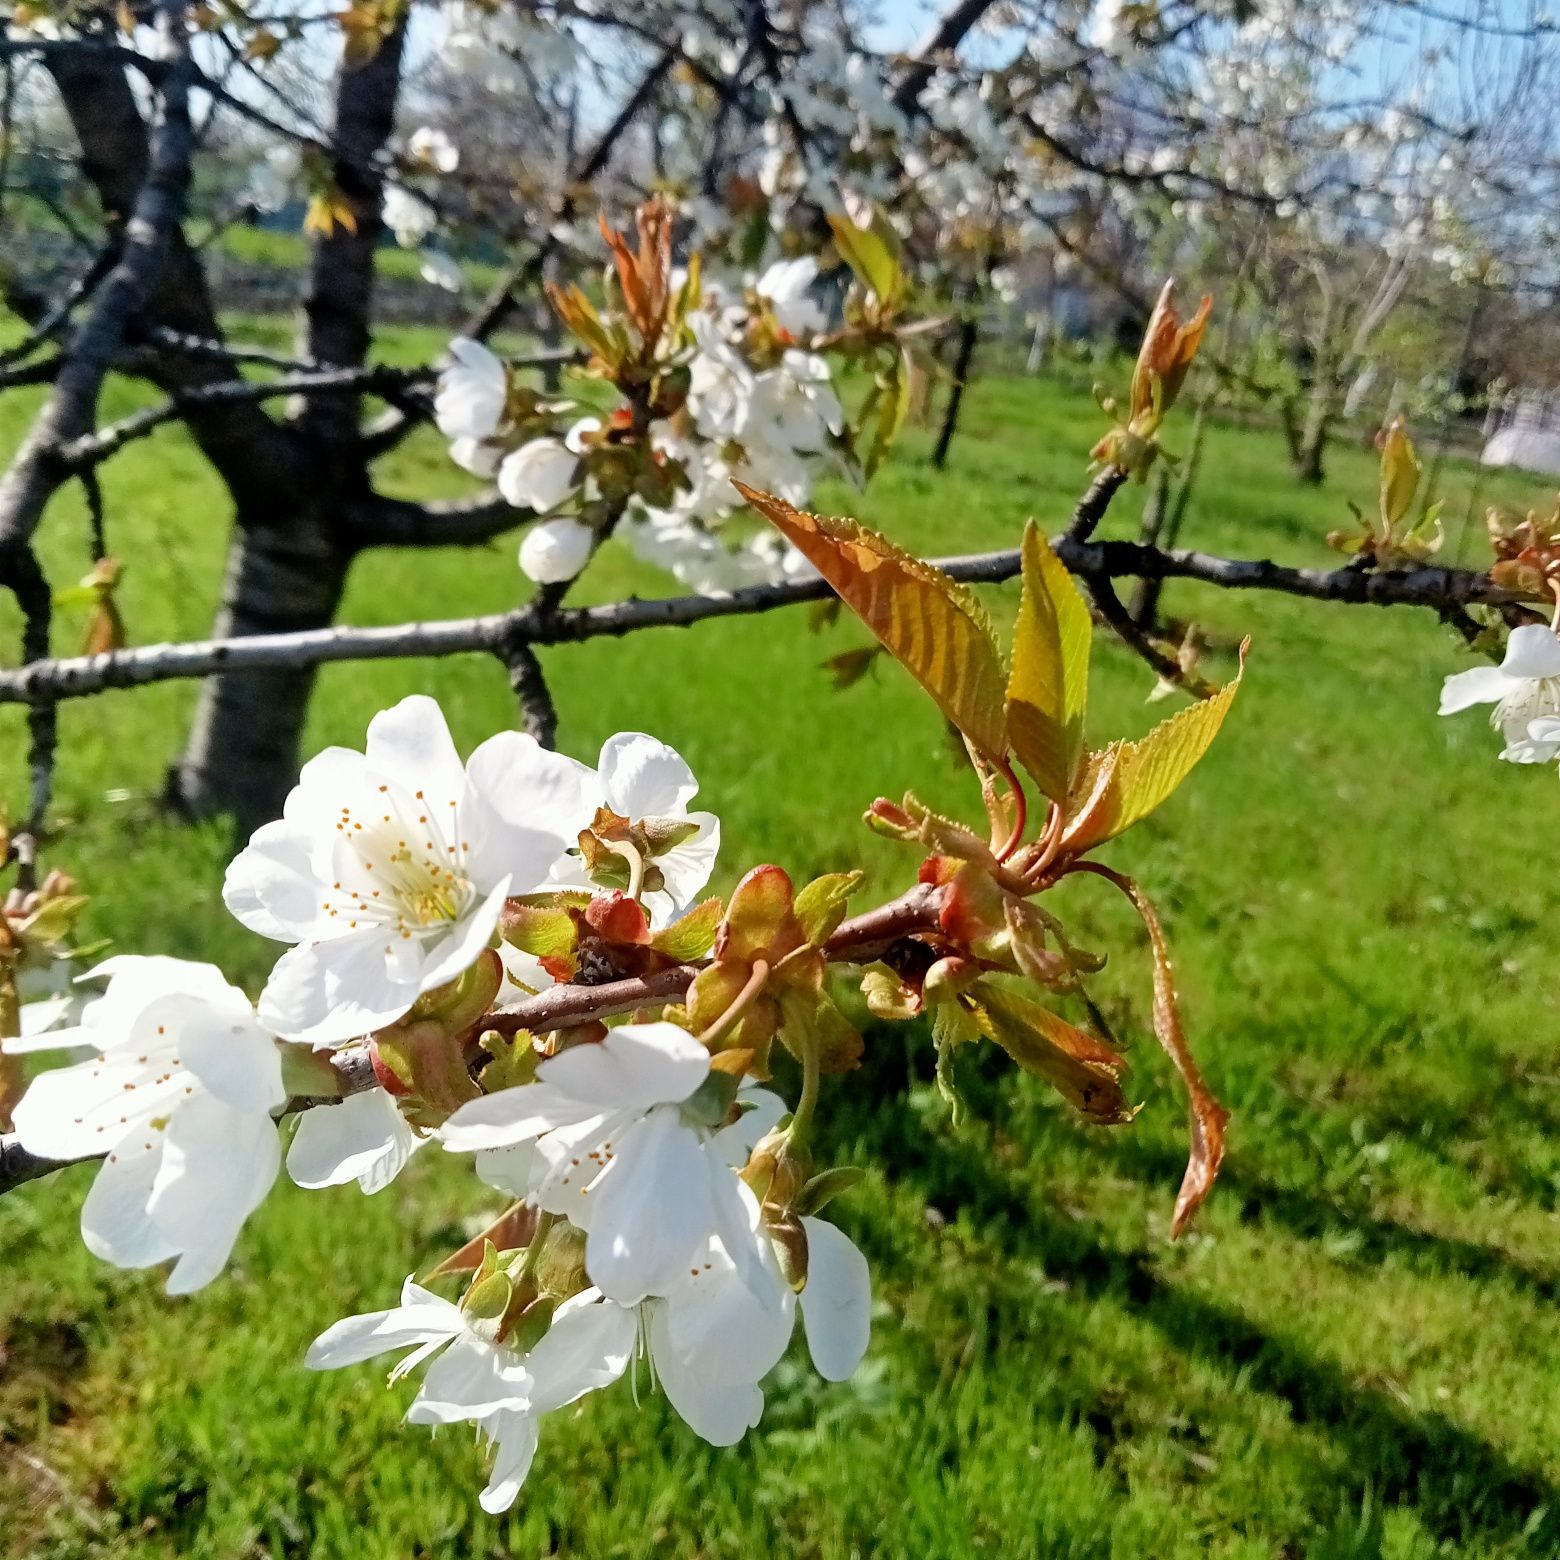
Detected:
[{"left": 519, "top": 517, "right": 595, "bottom": 583}]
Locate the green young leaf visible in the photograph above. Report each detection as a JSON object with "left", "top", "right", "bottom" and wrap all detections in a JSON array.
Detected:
[
  {"left": 1379, "top": 418, "right": 1420, "bottom": 528},
  {"left": 777, "top": 985, "right": 863, "bottom": 1075},
  {"left": 971, "top": 982, "right": 1135, "bottom": 1125},
  {"left": 795, "top": 1164, "right": 865, "bottom": 1216},
  {"left": 1063, "top": 642, "right": 1246, "bottom": 855},
  {"left": 793, "top": 870, "right": 864, "bottom": 948},
  {"left": 479, "top": 1029, "right": 539, "bottom": 1094},
  {"left": 500, "top": 901, "right": 579, "bottom": 961},
  {"left": 650, "top": 896, "right": 724, "bottom": 962},
  {"left": 1006, "top": 521, "right": 1093, "bottom": 803},
  {"left": 864, "top": 348, "right": 912, "bottom": 479},
  {"left": 738, "top": 486, "right": 1010, "bottom": 766},
  {"left": 827, "top": 211, "right": 903, "bottom": 306}
]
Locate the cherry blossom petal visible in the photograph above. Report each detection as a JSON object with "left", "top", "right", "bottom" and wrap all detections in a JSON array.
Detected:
[
  {"left": 525, "top": 1291, "right": 635, "bottom": 1412},
  {"left": 597, "top": 733, "right": 701, "bottom": 816},
  {"left": 1501, "top": 624, "right": 1560, "bottom": 679},
  {"left": 440, "top": 1089, "right": 607, "bottom": 1155},
  {"left": 305, "top": 1299, "right": 463, "bottom": 1370},
  {"left": 287, "top": 1089, "right": 420, "bottom": 1192},
  {"left": 150, "top": 1096, "right": 281, "bottom": 1294},
  {"left": 258, "top": 930, "right": 420, "bottom": 1048},
  {"left": 648, "top": 1302, "right": 766, "bottom": 1446},
  {"left": 460, "top": 732, "right": 596, "bottom": 894},
  {"left": 798, "top": 1216, "right": 871, "bottom": 1381},
  {"left": 364, "top": 695, "right": 467, "bottom": 805},
  {"left": 479, "top": 1413, "right": 540, "bottom": 1514},
  {"left": 220, "top": 818, "right": 322, "bottom": 941},
  {"left": 535, "top": 1022, "right": 709, "bottom": 1111},
  {"left": 80, "top": 1136, "right": 178, "bottom": 1271},
  {"left": 410, "top": 1336, "right": 533, "bottom": 1422},
  {"left": 1438, "top": 665, "right": 1511, "bottom": 714},
  {"left": 584, "top": 1105, "right": 715, "bottom": 1304}
]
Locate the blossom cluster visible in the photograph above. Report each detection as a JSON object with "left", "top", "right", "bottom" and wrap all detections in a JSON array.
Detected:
[
  {"left": 5, "top": 697, "right": 868, "bottom": 1510},
  {"left": 431, "top": 239, "right": 853, "bottom": 596}
]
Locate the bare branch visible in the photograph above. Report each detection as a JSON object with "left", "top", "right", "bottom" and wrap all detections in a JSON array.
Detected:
[{"left": 0, "top": 533, "right": 1525, "bottom": 710}]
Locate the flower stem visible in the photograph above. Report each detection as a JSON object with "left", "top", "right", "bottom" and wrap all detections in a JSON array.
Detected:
[
  {"left": 604, "top": 839, "right": 645, "bottom": 901},
  {"left": 697, "top": 958, "right": 769, "bottom": 1051},
  {"left": 787, "top": 1026, "right": 822, "bottom": 1147}
]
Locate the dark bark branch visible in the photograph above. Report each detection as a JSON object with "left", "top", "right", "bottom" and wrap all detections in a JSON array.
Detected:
[
  {"left": 0, "top": 0, "right": 196, "bottom": 550},
  {"left": 0, "top": 535, "right": 1526, "bottom": 709},
  {"left": 1086, "top": 570, "right": 1184, "bottom": 687},
  {"left": 58, "top": 365, "right": 438, "bottom": 468},
  {"left": 44, "top": 29, "right": 299, "bottom": 496},
  {"left": 891, "top": 0, "right": 1000, "bottom": 112},
  {"left": 293, "top": 16, "right": 406, "bottom": 442},
  {"left": 1067, "top": 465, "right": 1130, "bottom": 542}
]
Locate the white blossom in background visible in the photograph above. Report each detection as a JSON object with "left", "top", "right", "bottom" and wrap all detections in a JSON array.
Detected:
[
  {"left": 4, "top": 957, "right": 285, "bottom": 1294},
  {"left": 686, "top": 314, "right": 756, "bottom": 441},
  {"left": 440, "top": 1022, "right": 765, "bottom": 1305},
  {"left": 419, "top": 250, "right": 463, "bottom": 292},
  {"left": 408, "top": 126, "right": 459, "bottom": 174},
  {"left": 754, "top": 256, "right": 826, "bottom": 338},
  {"left": 307, "top": 1277, "right": 633, "bottom": 1513},
  {"left": 1439, "top": 625, "right": 1560, "bottom": 762},
  {"left": 519, "top": 517, "right": 595, "bottom": 583},
  {"left": 498, "top": 438, "right": 579, "bottom": 512},
  {"left": 382, "top": 185, "right": 436, "bottom": 248},
  {"left": 448, "top": 436, "right": 503, "bottom": 479},
  {"left": 549, "top": 732, "right": 720, "bottom": 921},
  {"left": 435, "top": 338, "right": 507, "bottom": 443},
  {"left": 287, "top": 1086, "right": 422, "bottom": 1194},
  {"left": 245, "top": 147, "right": 294, "bottom": 214},
  {"left": 223, "top": 695, "right": 592, "bottom": 1047}
]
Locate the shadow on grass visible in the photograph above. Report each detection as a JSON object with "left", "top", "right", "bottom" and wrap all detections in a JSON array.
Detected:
[{"left": 836, "top": 1083, "right": 1560, "bottom": 1554}]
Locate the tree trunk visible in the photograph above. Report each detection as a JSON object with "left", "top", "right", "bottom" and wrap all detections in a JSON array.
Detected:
[
  {"left": 1294, "top": 385, "right": 1332, "bottom": 485},
  {"left": 170, "top": 510, "right": 353, "bottom": 835},
  {"left": 932, "top": 312, "right": 979, "bottom": 470}
]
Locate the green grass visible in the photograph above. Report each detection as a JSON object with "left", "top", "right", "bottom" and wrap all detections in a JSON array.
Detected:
[{"left": 1, "top": 360, "right": 1558, "bottom": 1559}]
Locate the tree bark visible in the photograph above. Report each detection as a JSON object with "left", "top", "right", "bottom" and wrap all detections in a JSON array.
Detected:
[{"left": 1294, "top": 384, "right": 1332, "bottom": 485}]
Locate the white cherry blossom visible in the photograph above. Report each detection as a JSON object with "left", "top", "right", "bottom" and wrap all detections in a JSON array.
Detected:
[
  {"left": 408, "top": 125, "right": 459, "bottom": 173},
  {"left": 419, "top": 250, "right": 463, "bottom": 292},
  {"left": 4, "top": 956, "right": 285, "bottom": 1294},
  {"left": 754, "top": 256, "right": 827, "bottom": 338},
  {"left": 498, "top": 438, "right": 579, "bottom": 512},
  {"left": 307, "top": 1276, "right": 633, "bottom": 1513},
  {"left": 642, "top": 1180, "right": 871, "bottom": 1443},
  {"left": 1439, "top": 625, "right": 1560, "bottom": 762},
  {"left": 519, "top": 517, "right": 595, "bottom": 584},
  {"left": 439, "top": 1022, "right": 764, "bottom": 1305},
  {"left": 382, "top": 185, "right": 435, "bottom": 248},
  {"left": 550, "top": 732, "right": 720, "bottom": 921},
  {"left": 223, "top": 695, "right": 593, "bottom": 1048},
  {"left": 435, "top": 338, "right": 507, "bottom": 443}
]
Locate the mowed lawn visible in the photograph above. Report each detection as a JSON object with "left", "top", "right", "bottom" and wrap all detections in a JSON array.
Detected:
[{"left": 1, "top": 350, "right": 1558, "bottom": 1559}]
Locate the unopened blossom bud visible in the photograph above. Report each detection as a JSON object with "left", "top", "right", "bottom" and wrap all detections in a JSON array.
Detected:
[
  {"left": 519, "top": 517, "right": 594, "bottom": 583},
  {"left": 1128, "top": 279, "right": 1211, "bottom": 429},
  {"left": 500, "top": 438, "right": 580, "bottom": 514},
  {"left": 532, "top": 1222, "right": 588, "bottom": 1299},
  {"left": 742, "top": 1125, "right": 811, "bottom": 1210}
]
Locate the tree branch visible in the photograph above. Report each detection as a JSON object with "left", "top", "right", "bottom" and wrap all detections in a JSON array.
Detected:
[{"left": 0, "top": 534, "right": 1525, "bottom": 709}]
